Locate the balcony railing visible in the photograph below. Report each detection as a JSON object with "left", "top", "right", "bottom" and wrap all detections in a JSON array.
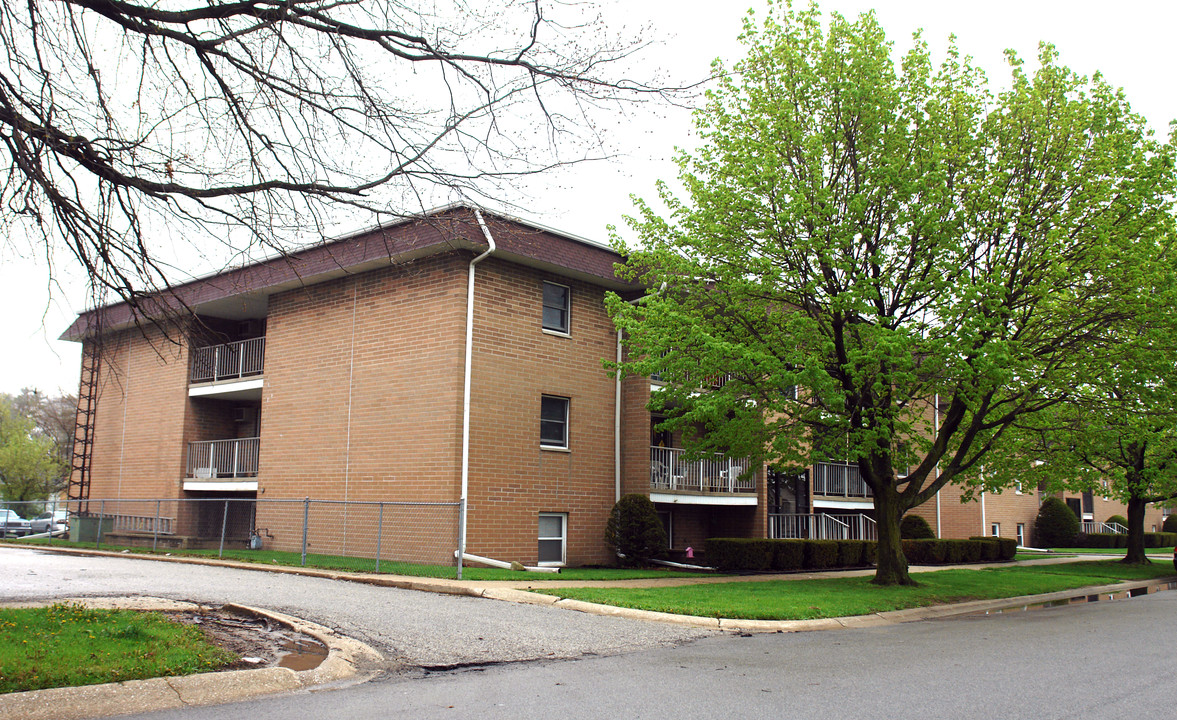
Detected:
[
  {"left": 649, "top": 446, "right": 755, "bottom": 494},
  {"left": 186, "top": 438, "right": 260, "bottom": 478},
  {"left": 1081, "top": 520, "right": 1127, "bottom": 535},
  {"left": 190, "top": 337, "right": 265, "bottom": 383},
  {"left": 812, "top": 461, "right": 873, "bottom": 498},
  {"left": 769, "top": 513, "right": 877, "bottom": 540}
]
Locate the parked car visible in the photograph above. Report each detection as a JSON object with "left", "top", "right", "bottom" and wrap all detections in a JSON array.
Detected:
[
  {"left": 30, "top": 510, "right": 70, "bottom": 534},
  {"left": 1, "top": 509, "right": 31, "bottom": 537}
]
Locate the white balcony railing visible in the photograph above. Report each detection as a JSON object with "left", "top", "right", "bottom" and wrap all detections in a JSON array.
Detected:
[
  {"left": 186, "top": 438, "right": 260, "bottom": 479},
  {"left": 649, "top": 446, "right": 755, "bottom": 494},
  {"left": 190, "top": 337, "right": 265, "bottom": 383},
  {"left": 1081, "top": 521, "right": 1127, "bottom": 535},
  {"left": 812, "top": 461, "right": 873, "bottom": 498},
  {"left": 769, "top": 513, "right": 877, "bottom": 540}
]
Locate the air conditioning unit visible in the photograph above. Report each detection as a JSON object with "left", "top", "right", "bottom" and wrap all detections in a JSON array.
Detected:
[{"left": 233, "top": 407, "right": 252, "bottom": 423}]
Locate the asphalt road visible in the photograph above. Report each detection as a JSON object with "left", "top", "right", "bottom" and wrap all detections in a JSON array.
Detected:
[
  {"left": 5, "top": 546, "right": 1177, "bottom": 719},
  {"left": 0, "top": 546, "right": 714, "bottom": 669}
]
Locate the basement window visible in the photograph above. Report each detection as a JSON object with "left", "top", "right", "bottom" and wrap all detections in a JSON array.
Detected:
[{"left": 538, "top": 513, "right": 567, "bottom": 566}]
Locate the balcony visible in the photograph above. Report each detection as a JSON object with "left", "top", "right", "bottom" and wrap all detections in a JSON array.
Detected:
[
  {"left": 649, "top": 446, "right": 756, "bottom": 505},
  {"left": 189, "top": 337, "right": 265, "bottom": 400},
  {"left": 769, "top": 513, "right": 877, "bottom": 540},
  {"left": 812, "top": 461, "right": 873, "bottom": 498},
  {"left": 184, "top": 438, "right": 260, "bottom": 491}
]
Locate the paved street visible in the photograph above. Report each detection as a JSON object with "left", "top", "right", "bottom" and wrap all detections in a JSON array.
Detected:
[{"left": 5, "top": 546, "right": 1177, "bottom": 719}]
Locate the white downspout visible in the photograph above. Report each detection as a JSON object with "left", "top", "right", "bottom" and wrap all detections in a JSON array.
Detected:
[
  {"left": 934, "top": 393, "right": 941, "bottom": 538},
  {"left": 460, "top": 210, "right": 497, "bottom": 561},
  {"left": 615, "top": 329, "right": 623, "bottom": 503}
]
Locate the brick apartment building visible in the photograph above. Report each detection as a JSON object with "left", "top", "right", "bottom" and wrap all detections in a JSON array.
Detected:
[{"left": 62, "top": 206, "right": 1170, "bottom": 567}]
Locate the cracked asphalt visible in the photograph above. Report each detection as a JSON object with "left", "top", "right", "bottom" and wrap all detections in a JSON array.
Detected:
[{"left": 0, "top": 546, "right": 717, "bottom": 671}]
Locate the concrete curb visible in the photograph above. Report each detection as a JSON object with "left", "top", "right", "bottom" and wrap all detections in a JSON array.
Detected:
[{"left": 0, "top": 597, "right": 384, "bottom": 720}]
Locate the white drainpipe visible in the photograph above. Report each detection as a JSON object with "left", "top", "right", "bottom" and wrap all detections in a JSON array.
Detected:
[
  {"left": 615, "top": 329, "right": 623, "bottom": 503},
  {"left": 460, "top": 210, "right": 497, "bottom": 560},
  {"left": 934, "top": 393, "right": 941, "bottom": 538}
]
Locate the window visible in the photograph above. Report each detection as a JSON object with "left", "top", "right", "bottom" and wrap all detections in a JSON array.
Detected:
[
  {"left": 542, "top": 281, "right": 570, "bottom": 334},
  {"left": 538, "top": 513, "right": 567, "bottom": 565},
  {"left": 1016, "top": 523, "right": 1025, "bottom": 546},
  {"left": 657, "top": 510, "right": 674, "bottom": 548},
  {"left": 540, "top": 395, "right": 569, "bottom": 449},
  {"left": 991, "top": 523, "right": 1000, "bottom": 537}
]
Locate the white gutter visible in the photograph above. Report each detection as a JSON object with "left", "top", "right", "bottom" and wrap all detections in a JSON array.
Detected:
[
  {"left": 459, "top": 210, "right": 497, "bottom": 561},
  {"left": 615, "top": 329, "right": 623, "bottom": 503},
  {"left": 934, "top": 393, "right": 941, "bottom": 537}
]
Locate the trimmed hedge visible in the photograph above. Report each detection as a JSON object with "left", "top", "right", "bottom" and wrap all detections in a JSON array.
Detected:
[
  {"left": 704, "top": 535, "right": 1017, "bottom": 572},
  {"left": 900, "top": 514, "right": 935, "bottom": 539},
  {"left": 705, "top": 538, "right": 874, "bottom": 572},
  {"left": 1076, "top": 531, "right": 1177, "bottom": 549}
]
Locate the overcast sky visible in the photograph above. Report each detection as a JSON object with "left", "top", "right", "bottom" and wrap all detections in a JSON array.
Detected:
[{"left": 3, "top": 0, "right": 1175, "bottom": 397}]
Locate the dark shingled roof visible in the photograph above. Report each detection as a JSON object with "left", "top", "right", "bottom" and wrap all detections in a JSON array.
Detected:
[{"left": 62, "top": 206, "right": 632, "bottom": 340}]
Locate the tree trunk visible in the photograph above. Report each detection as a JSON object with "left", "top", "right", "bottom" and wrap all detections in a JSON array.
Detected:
[
  {"left": 872, "top": 487, "right": 915, "bottom": 586},
  {"left": 1123, "top": 496, "right": 1149, "bottom": 565}
]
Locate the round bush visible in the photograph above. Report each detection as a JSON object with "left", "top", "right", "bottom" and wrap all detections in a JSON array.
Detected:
[
  {"left": 1162, "top": 514, "right": 1177, "bottom": 533},
  {"left": 1034, "top": 497, "right": 1079, "bottom": 548},
  {"left": 900, "top": 514, "right": 935, "bottom": 539},
  {"left": 1105, "top": 514, "right": 1129, "bottom": 529},
  {"left": 605, "top": 494, "right": 668, "bottom": 566}
]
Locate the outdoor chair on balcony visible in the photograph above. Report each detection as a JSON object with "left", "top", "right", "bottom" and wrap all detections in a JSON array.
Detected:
[{"left": 651, "top": 461, "right": 686, "bottom": 491}]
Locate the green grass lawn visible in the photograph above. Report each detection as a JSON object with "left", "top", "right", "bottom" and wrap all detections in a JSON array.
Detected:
[
  {"left": 4, "top": 537, "right": 710, "bottom": 581},
  {"left": 0, "top": 603, "right": 237, "bottom": 694},
  {"left": 531, "top": 560, "right": 1177, "bottom": 621},
  {"left": 1048, "top": 547, "right": 1176, "bottom": 555}
]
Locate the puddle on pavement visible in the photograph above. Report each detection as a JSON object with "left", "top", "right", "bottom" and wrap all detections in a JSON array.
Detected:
[
  {"left": 971, "top": 580, "right": 1177, "bottom": 616},
  {"left": 277, "top": 637, "right": 328, "bottom": 671}
]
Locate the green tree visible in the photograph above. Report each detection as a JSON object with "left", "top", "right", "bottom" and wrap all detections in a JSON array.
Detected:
[
  {"left": 0, "top": 397, "right": 64, "bottom": 502},
  {"left": 1033, "top": 498, "right": 1080, "bottom": 548},
  {"left": 607, "top": 2, "right": 1174, "bottom": 585}
]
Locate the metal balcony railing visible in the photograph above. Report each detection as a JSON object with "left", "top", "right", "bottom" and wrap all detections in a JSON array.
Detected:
[
  {"left": 649, "top": 446, "right": 755, "bottom": 494},
  {"left": 1081, "top": 521, "right": 1127, "bottom": 535},
  {"left": 769, "top": 513, "right": 878, "bottom": 540},
  {"left": 186, "top": 437, "right": 260, "bottom": 478},
  {"left": 812, "top": 461, "right": 873, "bottom": 498},
  {"left": 190, "top": 337, "right": 265, "bottom": 383}
]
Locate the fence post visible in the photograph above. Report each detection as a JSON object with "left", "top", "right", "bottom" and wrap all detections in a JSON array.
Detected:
[
  {"left": 457, "top": 497, "right": 466, "bottom": 581},
  {"left": 219, "top": 500, "right": 229, "bottom": 558},
  {"left": 96, "top": 500, "right": 105, "bottom": 549},
  {"left": 153, "top": 500, "right": 160, "bottom": 552},
  {"left": 301, "top": 497, "right": 310, "bottom": 567},
  {"left": 375, "top": 503, "right": 384, "bottom": 574}
]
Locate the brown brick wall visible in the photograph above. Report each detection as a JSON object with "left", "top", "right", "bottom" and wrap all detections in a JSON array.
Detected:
[{"left": 466, "top": 258, "right": 619, "bottom": 565}]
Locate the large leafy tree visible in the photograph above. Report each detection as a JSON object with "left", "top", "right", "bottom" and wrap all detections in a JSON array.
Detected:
[
  {"left": 982, "top": 265, "right": 1177, "bottom": 564},
  {"left": 606, "top": 2, "right": 1174, "bottom": 585},
  {"left": 0, "top": 395, "right": 66, "bottom": 503}
]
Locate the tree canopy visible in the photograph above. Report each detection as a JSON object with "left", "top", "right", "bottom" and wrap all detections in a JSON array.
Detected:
[
  {"left": 606, "top": 1, "right": 1175, "bottom": 585},
  {"left": 0, "top": 394, "right": 67, "bottom": 503},
  {"left": 1, "top": 0, "right": 671, "bottom": 317}
]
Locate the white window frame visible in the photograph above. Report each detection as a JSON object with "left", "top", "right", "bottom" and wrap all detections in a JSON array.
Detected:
[
  {"left": 1016, "top": 523, "right": 1025, "bottom": 546},
  {"left": 991, "top": 522, "right": 1000, "bottom": 537},
  {"left": 538, "top": 512, "right": 567, "bottom": 566},
  {"left": 541, "top": 281, "right": 571, "bottom": 336},
  {"left": 540, "top": 395, "right": 570, "bottom": 450}
]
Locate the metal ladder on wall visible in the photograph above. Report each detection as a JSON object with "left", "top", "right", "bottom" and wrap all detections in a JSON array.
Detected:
[{"left": 68, "top": 344, "right": 99, "bottom": 509}]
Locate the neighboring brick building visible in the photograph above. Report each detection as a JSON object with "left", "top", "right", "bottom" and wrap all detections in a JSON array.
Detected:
[{"left": 63, "top": 206, "right": 1170, "bottom": 566}]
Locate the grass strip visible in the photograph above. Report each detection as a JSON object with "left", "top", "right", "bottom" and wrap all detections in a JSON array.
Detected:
[
  {"left": 1048, "top": 547, "right": 1175, "bottom": 555},
  {"left": 530, "top": 560, "right": 1177, "bottom": 621},
  {"left": 0, "top": 603, "right": 237, "bottom": 694},
  {"left": 4, "top": 537, "right": 709, "bottom": 581}
]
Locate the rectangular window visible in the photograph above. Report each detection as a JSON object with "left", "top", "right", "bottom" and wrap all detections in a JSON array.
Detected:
[
  {"left": 538, "top": 513, "right": 567, "bottom": 565},
  {"left": 657, "top": 510, "right": 673, "bottom": 549},
  {"left": 540, "top": 395, "right": 569, "bottom": 449},
  {"left": 991, "top": 523, "right": 1000, "bottom": 537},
  {"left": 1016, "top": 523, "right": 1025, "bottom": 546},
  {"left": 542, "top": 281, "right": 570, "bottom": 334}
]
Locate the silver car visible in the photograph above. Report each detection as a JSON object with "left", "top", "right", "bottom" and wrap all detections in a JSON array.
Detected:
[
  {"left": 1, "top": 509, "right": 31, "bottom": 537},
  {"left": 30, "top": 510, "right": 70, "bottom": 534}
]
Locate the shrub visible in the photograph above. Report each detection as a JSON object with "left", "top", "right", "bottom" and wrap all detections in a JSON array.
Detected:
[
  {"left": 804, "top": 540, "right": 839, "bottom": 569},
  {"left": 1143, "top": 532, "right": 1177, "bottom": 548},
  {"left": 1034, "top": 497, "right": 1079, "bottom": 547},
  {"left": 969, "top": 537, "right": 999, "bottom": 561},
  {"left": 1162, "top": 514, "right": 1177, "bottom": 533},
  {"left": 704, "top": 538, "right": 773, "bottom": 571},
  {"left": 900, "top": 514, "right": 935, "bottom": 539},
  {"left": 835, "top": 540, "right": 865, "bottom": 567},
  {"left": 605, "top": 494, "right": 668, "bottom": 566},
  {"left": 772, "top": 540, "right": 805, "bottom": 571},
  {"left": 862, "top": 541, "right": 878, "bottom": 565},
  {"left": 1105, "top": 514, "right": 1129, "bottom": 529}
]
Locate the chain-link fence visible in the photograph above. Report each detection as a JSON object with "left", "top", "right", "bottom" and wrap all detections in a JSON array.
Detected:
[{"left": 1, "top": 497, "right": 465, "bottom": 577}]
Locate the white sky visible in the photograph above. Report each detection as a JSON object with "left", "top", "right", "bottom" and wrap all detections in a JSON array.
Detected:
[{"left": 2, "top": 0, "right": 1175, "bottom": 396}]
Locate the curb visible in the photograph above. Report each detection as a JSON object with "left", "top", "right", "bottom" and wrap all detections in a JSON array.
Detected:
[{"left": 0, "top": 597, "right": 384, "bottom": 720}]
